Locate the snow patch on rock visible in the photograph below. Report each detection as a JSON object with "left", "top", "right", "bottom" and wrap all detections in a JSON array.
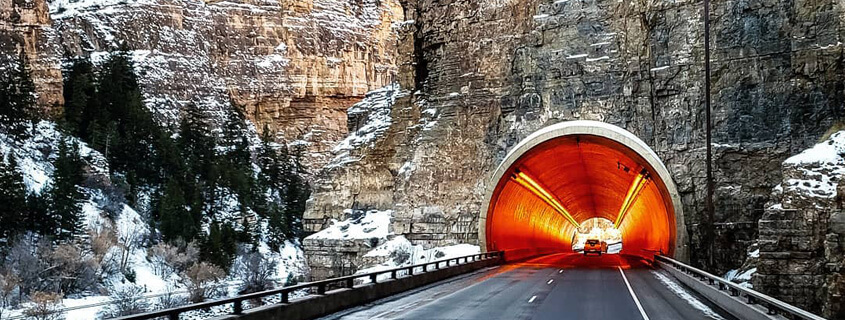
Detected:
[
  {"left": 332, "top": 84, "right": 399, "bottom": 152},
  {"left": 305, "top": 209, "right": 393, "bottom": 240},
  {"left": 781, "top": 131, "right": 845, "bottom": 201}
]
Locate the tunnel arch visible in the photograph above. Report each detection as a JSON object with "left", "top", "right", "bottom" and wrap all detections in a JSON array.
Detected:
[{"left": 479, "top": 121, "right": 688, "bottom": 261}]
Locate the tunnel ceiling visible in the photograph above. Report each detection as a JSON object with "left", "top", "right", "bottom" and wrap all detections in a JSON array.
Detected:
[{"left": 482, "top": 121, "right": 683, "bottom": 260}]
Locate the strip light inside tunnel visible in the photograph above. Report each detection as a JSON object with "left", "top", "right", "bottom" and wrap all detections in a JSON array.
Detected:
[
  {"left": 613, "top": 169, "right": 651, "bottom": 229},
  {"left": 511, "top": 170, "right": 580, "bottom": 227}
]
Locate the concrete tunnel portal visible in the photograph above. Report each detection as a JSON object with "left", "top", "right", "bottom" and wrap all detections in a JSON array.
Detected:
[{"left": 480, "top": 121, "right": 688, "bottom": 262}]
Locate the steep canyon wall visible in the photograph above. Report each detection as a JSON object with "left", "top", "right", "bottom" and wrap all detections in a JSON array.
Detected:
[{"left": 304, "top": 0, "right": 844, "bottom": 292}]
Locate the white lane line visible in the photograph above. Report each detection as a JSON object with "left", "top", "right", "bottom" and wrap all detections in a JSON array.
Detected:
[
  {"left": 618, "top": 266, "right": 650, "bottom": 320},
  {"left": 547, "top": 279, "right": 554, "bottom": 285},
  {"left": 528, "top": 295, "right": 537, "bottom": 303}
]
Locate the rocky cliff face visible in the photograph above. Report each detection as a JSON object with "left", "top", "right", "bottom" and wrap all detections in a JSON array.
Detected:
[
  {"left": 3, "top": 0, "right": 403, "bottom": 169},
  {"left": 0, "top": 0, "right": 63, "bottom": 114},
  {"left": 755, "top": 131, "right": 845, "bottom": 318},
  {"left": 305, "top": 0, "right": 843, "bottom": 278}
]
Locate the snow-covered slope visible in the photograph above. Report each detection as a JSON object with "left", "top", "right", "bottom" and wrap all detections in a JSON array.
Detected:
[{"left": 0, "top": 121, "right": 308, "bottom": 318}]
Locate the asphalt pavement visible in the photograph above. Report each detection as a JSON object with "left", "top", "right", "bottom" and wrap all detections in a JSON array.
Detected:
[{"left": 319, "top": 253, "right": 736, "bottom": 320}]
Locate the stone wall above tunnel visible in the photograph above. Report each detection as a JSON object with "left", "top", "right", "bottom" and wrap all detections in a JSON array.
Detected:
[{"left": 304, "top": 0, "right": 844, "bottom": 279}]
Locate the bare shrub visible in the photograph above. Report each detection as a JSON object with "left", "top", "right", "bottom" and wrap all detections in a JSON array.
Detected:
[
  {"left": 155, "top": 286, "right": 185, "bottom": 310},
  {"left": 23, "top": 291, "right": 63, "bottom": 320},
  {"left": 4, "top": 235, "right": 52, "bottom": 295},
  {"left": 148, "top": 240, "right": 199, "bottom": 278},
  {"left": 100, "top": 285, "right": 148, "bottom": 317},
  {"left": 235, "top": 250, "right": 277, "bottom": 294},
  {"left": 116, "top": 217, "right": 144, "bottom": 272},
  {"left": 48, "top": 243, "right": 99, "bottom": 294},
  {"left": 90, "top": 226, "right": 120, "bottom": 279},
  {"left": 180, "top": 262, "right": 225, "bottom": 303},
  {"left": 0, "top": 270, "right": 21, "bottom": 317}
]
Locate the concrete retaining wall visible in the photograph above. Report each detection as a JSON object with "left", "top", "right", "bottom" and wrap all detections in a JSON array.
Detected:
[{"left": 213, "top": 257, "right": 503, "bottom": 320}]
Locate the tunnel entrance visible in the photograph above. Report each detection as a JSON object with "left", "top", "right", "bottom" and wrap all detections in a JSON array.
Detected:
[{"left": 479, "top": 121, "right": 686, "bottom": 262}]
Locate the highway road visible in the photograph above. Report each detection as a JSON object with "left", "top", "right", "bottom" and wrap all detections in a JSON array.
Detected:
[{"left": 320, "top": 253, "right": 735, "bottom": 320}]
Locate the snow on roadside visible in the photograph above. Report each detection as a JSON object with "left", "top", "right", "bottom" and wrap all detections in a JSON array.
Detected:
[
  {"left": 724, "top": 268, "right": 757, "bottom": 289},
  {"left": 651, "top": 270, "right": 727, "bottom": 320},
  {"left": 357, "top": 235, "right": 480, "bottom": 282}
]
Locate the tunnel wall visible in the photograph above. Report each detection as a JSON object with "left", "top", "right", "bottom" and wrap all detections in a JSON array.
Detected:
[{"left": 479, "top": 120, "right": 688, "bottom": 262}]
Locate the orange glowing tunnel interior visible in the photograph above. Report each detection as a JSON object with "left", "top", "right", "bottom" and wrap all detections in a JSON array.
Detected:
[{"left": 485, "top": 135, "right": 676, "bottom": 260}]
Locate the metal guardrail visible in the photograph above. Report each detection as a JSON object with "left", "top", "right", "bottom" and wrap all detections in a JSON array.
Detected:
[
  {"left": 655, "top": 255, "right": 826, "bottom": 320},
  {"left": 114, "top": 251, "right": 503, "bottom": 320}
]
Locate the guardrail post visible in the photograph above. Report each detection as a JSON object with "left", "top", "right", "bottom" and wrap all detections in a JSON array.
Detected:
[
  {"left": 281, "top": 291, "right": 289, "bottom": 303},
  {"left": 766, "top": 304, "right": 777, "bottom": 315},
  {"left": 233, "top": 300, "right": 243, "bottom": 315},
  {"left": 370, "top": 274, "right": 378, "bottom": 284},
  {"left": 346, "top": 278, "right": 354, "bottom": 288},
  {"left": 423, "top": 264, "right": 427, "bottom": 272},
  {"left": 409, "top": 267, "right": 414, "bottom": 275},
  {"left": 169, "top": 311, "right": 179, "bottom": 320},
  {"left": 391, "top": 270, "right": 397, "bottom": 279},
  {"left": 317, "top": 283, "right": 326, "bottom": 295}
]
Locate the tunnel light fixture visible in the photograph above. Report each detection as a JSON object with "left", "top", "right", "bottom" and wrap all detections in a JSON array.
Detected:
[
  {"left": 613, "top": 169, "right": 651, "bottom": 228},
  {"left": 511, "top": 170, "right": 580, "bottom": 227}
]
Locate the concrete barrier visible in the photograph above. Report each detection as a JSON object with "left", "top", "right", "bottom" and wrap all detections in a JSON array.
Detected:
[{"left": 212, "top": 257, "right": 503, "bottom": 320}]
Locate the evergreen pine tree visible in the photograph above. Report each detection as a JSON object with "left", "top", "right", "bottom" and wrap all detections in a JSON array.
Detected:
[
  {"left": 256, "top": 126, "right": 280, "bottom": 195},
  {"left": 220, "top": 105, "right": 254, "bottom": 207},
  {"left": 0, "top": 55, "right": 36, "bottom": 138},
  {"left": 158, "top": 178, "right": 197, "bottom": 242},
  {"left": 48, "top": 139, "right": 86, "bottom": 241},
  {"left": 97, "top": 48, "right": 160, "bottom": 185},
  {"left": 178, "top": 104, "right": 216, "bottom": 181},
  {"left": 282, "top": 145, "right": 309, "bottom": 240},
  {"left": 26, "top": 192, "right": 51, "bottom": 236},
  {"left": 200, "top": 221, "right": 237, "bottom": 271},
  {"left": 62, "top": 58, "right": 99, "bottom": 138},
  {"left": 0, "top": 154, "right": 27, "bottom": 242}
]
